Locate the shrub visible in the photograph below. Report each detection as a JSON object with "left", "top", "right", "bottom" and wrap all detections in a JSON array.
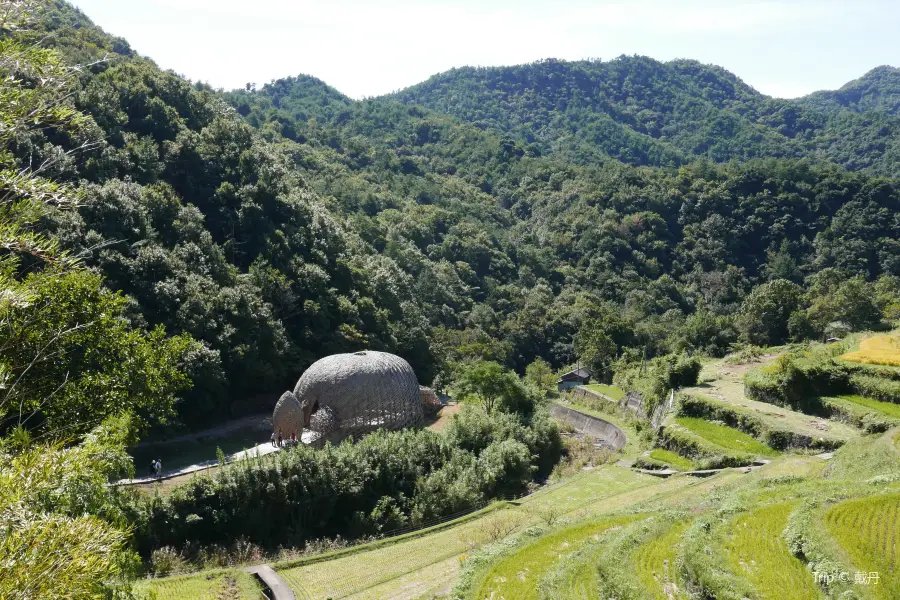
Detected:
[
  {"left": 132, "top": 406, "right": 561, "bottom": 558},
  {"left": 850, "top": 373, "right": 900, "bottom": 404},
  {"left": 744, "top": 353, "right": 850, "bottom": 414},
  {"left": 614, "top": 352, "right": 701, "bottom": 415}
]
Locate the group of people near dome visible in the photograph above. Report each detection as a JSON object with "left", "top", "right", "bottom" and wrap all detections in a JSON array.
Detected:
[{"left": 270, "top": 429, "right": 298, "bottom": 447}]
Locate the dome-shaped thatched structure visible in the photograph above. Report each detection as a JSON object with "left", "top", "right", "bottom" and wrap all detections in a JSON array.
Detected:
[
  {"left": 280, "top": 351, "right": 422, "bottom": 446},
  {"left": 420, "top": 385, "right": 442, "bottom": 416},
  {"left": 273, "top": 391, "right": 303, "bottom": 438}
]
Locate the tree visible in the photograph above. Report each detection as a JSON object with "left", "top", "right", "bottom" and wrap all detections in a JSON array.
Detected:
[
  {"left": 0, "top": 269, "right": 195, "bottom": 435},
  {"left": 764, "top": 240, "right": 802, "bottom": 282},
  {"left": 806, "top": 275, "right": 881, "bottom": 334},
  {"left": 525, "top": 358, "right": 555, "bottom": 395},
  {"left": 0, "top": 4, "right": 188, "bottom": 596},
  {"left": 455, "top": 360, "right": 534, "bottom": 415},
  {"left": 737, "top": 279, "right": 804, "bottom": 346},
  {"left": 0, "top": 416, "right": 137, "bottom": 600}
]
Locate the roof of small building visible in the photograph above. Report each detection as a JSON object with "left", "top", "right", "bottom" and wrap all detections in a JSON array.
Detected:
[{"left": 557, "top": 367, "right": 592, "bottom": 382}]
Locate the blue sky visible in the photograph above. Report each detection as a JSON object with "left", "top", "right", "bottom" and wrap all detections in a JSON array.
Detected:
[{"left": 72, "top": 0, "right": 898, "bottom": 99}]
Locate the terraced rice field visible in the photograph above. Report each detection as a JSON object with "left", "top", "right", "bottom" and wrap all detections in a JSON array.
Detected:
[
  {"left": 279, "top": 466, "right": 655, "bottom": 599},
  {"left": 132, "top": 570, "right": 260, "bottom": 600},
  {"left": 635, "top": 520, "right": 690, "bottom": 599},
  {"left": 648, "top": 448, "right": 694, "bottom": 470},
  {"left": 825, "top": 493, "right": 900, "bottom": 599},
  {"left": 723, "top": 502, "right": 821, "bottom": 600},
  {"left": 835, "top": 394, "right": 900, "bottom": 419},
  {"left": 842, "top": 335, "right": 900, "bottom": 367},
  {"left": 682, "top": 360, "right": 858, "bottom": 444},
  {"left": 472, "top": 515, "right": 640, "bottom": 600},
  {"left": 674, "top": 417, "right": 778, "bottom": 457}
]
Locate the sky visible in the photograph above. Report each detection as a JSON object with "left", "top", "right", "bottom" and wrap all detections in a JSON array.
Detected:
[{"left": 71, "top": 0, "right": 898, "bottom": 100}]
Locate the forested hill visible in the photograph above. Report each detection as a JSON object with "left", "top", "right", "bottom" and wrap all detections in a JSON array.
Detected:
[
  {"left": 798, "top": 66, "right": 900, "bottom": 115},
  {"left": 12, "top": 1, "right": 900, "bottom": 435},
  {"left": 386, "top": 57, "right": 900, "bottom": 176}
]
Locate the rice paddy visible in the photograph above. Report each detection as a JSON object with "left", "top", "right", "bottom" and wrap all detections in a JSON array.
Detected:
[
  {"left": 648, "top": 448, "right": 694, "bottom": 470},
  {"left": 132, "top": 570, "right": 260, "bottom": 600},
  {"left": 635, "top": 520, "right": 690, "bottom": 599},
  {"left": 842, "top": 335, "right": 900, "bottom": 367},
  {"left": 674, "top": 417, "right": 779, "bottom": 457},
  {"left": 471, "top": 515, "right": 640, "bottom": 600},
  {"left": 723, "top": 502, "right": 822, "bottom": 600},
  {"left": 825, "top": 493, "right": 900, "bottom": 599}
]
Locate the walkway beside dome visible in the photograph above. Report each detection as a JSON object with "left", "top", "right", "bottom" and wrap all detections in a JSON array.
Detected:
[{"left": 112, "top": 441, "right": 283, "bottom": 486}]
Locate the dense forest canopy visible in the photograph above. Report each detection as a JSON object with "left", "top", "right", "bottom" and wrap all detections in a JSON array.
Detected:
[{"left": 0, "top": 0, "right": 896, "bottom": 436}]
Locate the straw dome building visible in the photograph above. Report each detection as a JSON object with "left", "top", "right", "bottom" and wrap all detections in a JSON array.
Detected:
[{"left": 273, "top": 350, "right": 423, "bottom": 446}]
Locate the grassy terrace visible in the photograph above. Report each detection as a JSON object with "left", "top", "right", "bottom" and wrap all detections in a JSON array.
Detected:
[
  {"left": 584, "top": 383, "right": 625, "bottom": 401},
  {"left": 648, "top": 448, "right": 694, "bottom": 471},
  {"left": 278, "top": 465, "right": 658, "bottom": 599},
  {"left": 133, "top": 351, "right": 900, "bottom": 600},
  {"left": 133, "top": 569, "right": 261, "bottom": 600},
  {"left": 831, "top": 394, "right": 900, "bottom": 419},
  {"left": 635, "top": 520, "right": 690, "bottom": 599},
  {"left": 682, "top": 358, "right": 859, "bottom": 444},
  {"left": 472, "top": 515, "right": 642, "bottom": 600},
  {"left": 673, "top": 417, "right": 779, "bottom": 457},
  {"left": 723, "top": 503, "right": 821, "bottom": 600}
]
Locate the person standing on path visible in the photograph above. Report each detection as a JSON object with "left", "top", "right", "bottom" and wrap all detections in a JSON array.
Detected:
[{"left": 270, "top": 431, "right": 277, "bottom": 447}]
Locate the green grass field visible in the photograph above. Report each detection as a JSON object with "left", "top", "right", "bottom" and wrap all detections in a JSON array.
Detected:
[
  {"left": 674, "top": 417, "right": 778, "bottom": 457},
  {"left": 635, "top": 520, "right": 690, "bottom": 599},
  {"left": 825, "top": 493, "right": 900, "bottom": 600},
  {"left": 132, "top": 570, "right": 260, "bottom": 600},
  {"left": 835, "top": 394, "right": 900, "bottom": 419},
  {"left": 585, "top": 383, "right": 625, "bottom": 401},
  {"left": 648, "top": 449, "right": 694, "bottom": 471},
  {"left": 472, "top": 515, "right": 640, "bottom": 600},
  {"left": 278, "top": 466, "right": 655, "bottom": 599},
  {"left": 724, "top": 502, "right": 822, "bottom": 600}
]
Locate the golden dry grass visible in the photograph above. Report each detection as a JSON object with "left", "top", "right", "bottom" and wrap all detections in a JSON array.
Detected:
[{"left": 842, "top": 335, "right": 900, "bottom": 367}]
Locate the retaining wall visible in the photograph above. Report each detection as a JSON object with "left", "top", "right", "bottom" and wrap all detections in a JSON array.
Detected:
[{"left": 549, "top": 403, "right": 628, "bottom": 450}]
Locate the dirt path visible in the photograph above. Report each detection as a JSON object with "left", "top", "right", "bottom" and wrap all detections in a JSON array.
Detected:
[{"left": 426, "top": 403, "right": 463, "bottom": 431}]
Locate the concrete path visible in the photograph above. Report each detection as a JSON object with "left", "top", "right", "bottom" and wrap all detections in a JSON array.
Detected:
[
  {"left": 112, "top": 442, "right": 281, "bottom": 486},
  {"left": 246, "top": 565, "right": 296, "bottom": 600}
]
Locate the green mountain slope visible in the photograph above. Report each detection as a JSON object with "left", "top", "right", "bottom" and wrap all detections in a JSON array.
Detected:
[
  {"left": 16, "top": 2, "right": 900, "bottom": 430},
  {"left": 799, "top": 66, "right": 900, "bottom": 115},
  {"left": 385, "top": 56, "right": 900, "bottom": 176}
]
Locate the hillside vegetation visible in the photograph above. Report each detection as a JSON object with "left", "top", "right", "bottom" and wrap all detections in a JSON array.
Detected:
[{"left": 2, "top": 0, "right": 900, "bottom": 598}]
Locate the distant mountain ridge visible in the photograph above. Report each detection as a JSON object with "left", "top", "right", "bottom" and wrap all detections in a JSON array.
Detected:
[
  {"left": 381, "top": 56, "right": 900, "bottom": 175},
  {"left": 799, "top": 66, "right": 900, "bottom": 115}
]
